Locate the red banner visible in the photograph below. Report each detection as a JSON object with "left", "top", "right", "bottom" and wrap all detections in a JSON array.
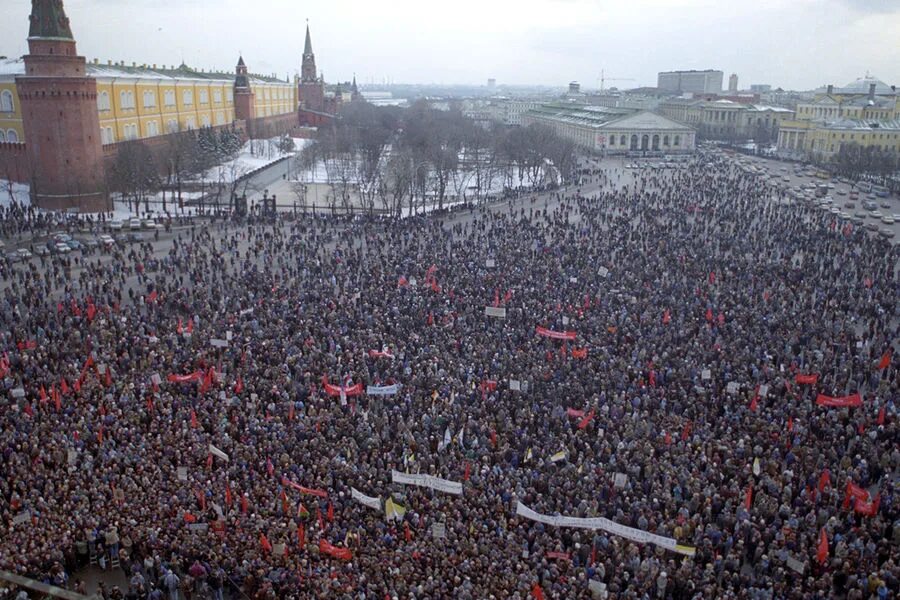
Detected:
[
  {"left": 321, "top": 376, "right": 363, "bottom": 398},
  {"left": 368, "top": 349, "right": 395, "bottom": 359},
  {"left": 167, "top": 371, "right": 204, "bottom": 383},
  {"left": 282, "top": 476, "right": 328, "bottom": 498},
  {"left": 816, "top": 393, "right": 862, "bottom": 408},
  {"left": 566, "top": 408, "right": 585, "bottom": 418},
  {"left": 319, "top": 539, "right": 352, "bottom": 560},
  {"left": 795, "top": 373, "right": 819, "bottom": 385},
  {"left": 536, "top": 326, "right": 576, "bottom": 341}
]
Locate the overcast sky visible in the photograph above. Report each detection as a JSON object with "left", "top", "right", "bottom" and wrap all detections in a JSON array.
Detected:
[{"left": 2, "top": 0, "right": 898, "bottom": 90}]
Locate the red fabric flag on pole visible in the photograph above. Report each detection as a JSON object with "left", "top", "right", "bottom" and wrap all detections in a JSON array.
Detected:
[
  {"left": 743, "top": 485, "right": 753, "bottom": 511},
  {"left": 662, "top": 309, "right": 671, "bottom": 325},
  {"left": 818, "top": 469, "right": 831, "bottom": 492},
  {"left": 177, "top": 318, "right": 183, "bottom": 335},
  {"left": 39, "top": 385, "right": 48, "bottom": 405},
  {"left": 463, "top": 461, "right": 471, "bottom": 481},
  {"left": 877, "top": 406, "right": 886, "bottom": 425},
  {"left": 266, "top": 457, "right": 274, "bottom": 476},
  {"left": 60, "top": 378, "right": 70, "bottom": 396},
  {"left": 577, "top": 410, "right": 595, "bottom": 429},
  {"left": 297, "top": 523, "right": 305, "bottom": 547},
  {"left": 877, "top": 350, "right": 891, "bottom": 370},
  {"left": 404, "top": 521, "right": 412, "bottom": 542},
  {"left": 259, "top": 534, "right": 272, "bottom": 553},
  {"left": 190, "top": 410, "right": 199, "bottom": 429},
  {"left": 749, "top": 387, "right": 759, "bottom": 412},
  {"left": 234, "top": 376, "right": 244, "bottom": 394},
  {"left": 490, "top": 429, "right": 497, "bottom": 447},
  {"left": 681, "top": 421, "right": 692, "bottom": 442},
  {"left": 327, "top": 502, "right": 334, "bottom": 522},
  {"left": 787, "top": 417, "right": 793, "bottom": 432},
  {"left": 288, "top": 402, "right": 295, "bottom": 421},
  {"left": 318, "top": 539, "right": 352, "bottom": 560},
  {"left": 146, "top": 290, "right": 158, "bottom": 304},
  {"left": 225, "top": 483, "right": 232, "bottom": 507},
  {"left": 531, "top": 583, "right": 545, "bottom": 600},
  {"left": 241, "top": 494, "right": 248, "bottom": 515},
  {"left": 816, "top": 528, "right": 828, "bottom": 565}
]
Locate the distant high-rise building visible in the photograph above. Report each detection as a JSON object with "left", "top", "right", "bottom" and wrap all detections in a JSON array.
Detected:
[
  {"left": 657, "top": 70, "right": 723, "bottom": 94},
  {"left": 728, "top": 73, "right": 738, "bottom": 92},
  {"left": 749, "top": 84, "right": 772, "bottom": 93},
  {"left": 487, "top": 78, "right": 496, "bottom": 89},
  {"left": 568, "top": 81, "right": 581, "bottom": 94}
]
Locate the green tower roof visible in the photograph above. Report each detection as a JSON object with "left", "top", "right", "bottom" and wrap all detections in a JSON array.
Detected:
[{"left": 28, "top": 0, "right": 74, "bottom": 40}]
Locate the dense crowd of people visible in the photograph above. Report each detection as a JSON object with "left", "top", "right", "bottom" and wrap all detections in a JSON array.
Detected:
[{"left": 0, "top": 151, "right": 897, "bottom": 599}]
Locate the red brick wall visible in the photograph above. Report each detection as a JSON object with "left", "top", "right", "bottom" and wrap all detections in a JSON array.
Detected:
[{"left": 0, "top": 142, "right": 31, "bottom": 184}]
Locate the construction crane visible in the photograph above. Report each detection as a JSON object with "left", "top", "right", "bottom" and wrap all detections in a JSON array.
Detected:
[{"left": 598, "top": 69, "right": 635, "bottom": 92}]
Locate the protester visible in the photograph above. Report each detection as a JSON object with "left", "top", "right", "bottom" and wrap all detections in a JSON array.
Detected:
[{"left": 0, "top": 151, "right": 897, "bottom": 599}]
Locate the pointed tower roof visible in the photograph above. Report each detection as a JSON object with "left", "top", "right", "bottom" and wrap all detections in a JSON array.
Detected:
[
  {"left": 28, "top": 0, "right": 74, "bottom": 40},
  {"left": 304, "top": 24, "right": 314, "bottom": 56},
  {"left": 237, "top": 55, "right": 246, "bottom": 68}
]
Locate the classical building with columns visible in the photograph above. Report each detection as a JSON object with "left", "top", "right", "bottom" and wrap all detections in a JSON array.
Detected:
[{"left": 521, "top": 102, "right": 695, "bottom": 155}]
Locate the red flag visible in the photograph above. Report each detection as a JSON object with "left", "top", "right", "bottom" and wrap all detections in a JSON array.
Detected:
[
  {"left": 318, "top": 539, "right": 352, "bottom": 560},
  {"left": 190, "top": 410, "right": 198, "bottom": 429},
  {"left": 705, "top": 308, "right": 713, "bottom": 322},
  {"left": 234, "top": 376, "right": 244, "bottom": 394},
  {"left": 816, "top": 528, "right": 828, "bottom": 564},
  {"left": 877, "top": 406, "right": 885, "bottom": 425},
  {"left": 463, "top": 461, "right": 471, "bottom": 481},
  {"left": 327, "top": 502, "right": 334, "bottom": 522},
  {"left": 854, "top": 494, "right": 881, "bottom": 517},
  {"left": 241, "top": 494, "right": 248, "bottom": 515},
  {"left": 225, "top": 483, "right": 232, "bottom": 507},
  {"left": 681, "top": 421, "right": 692, "bottom": 441},
  {"left": 842, "top": 481, "right": 870, "bottom": 510},
  {"left": 146, "top": 290, "right": 158, "bottom": 304},
  {"left": 52, "top": 385, "right": 61, "bottom": 412},
  {"left": 104, "top": 368, "right": 112, "bottom": 388},
  {"left": 795, "top": 373, "right": 819, "bottom": 385},
  {"left": 531, "top": 583, "right": 545, "bottom": 600},
  {"left": 493, "top": 288, "right": 500, "bottom": 308},
  {"left": 404, "top": 521, "right": 412, "bottom": 542},
  {"left": 297, "top": 523, "right": 305, "bottom": 547},
  {"left": 186, "top": 319, "right": 194, "bottom": 334},
  {"left": 73, "top": 378, "right": 81, "bottom": 394},
  {"left": 743, "top": 485, "right": 753, "bottom": 511},
  {"left": 427, "top": 312, "right": 434, "bottom": 326},
  {"left": 787, "top": 417, "right": 793, "bottom": 432},
  {"left": 590, "top": 546, "right": 596, "bottom": 566},
  {"left": 708, "top": 271, "right": 715, "bottom": 284},
  {"left": 877, "top": 350, "right": 891, "bottom": 370},
  {"left": 266, "top": 457, "right": 274, "bottom": 476},
  {"left": 39, "top": 385, "right": 48, "bottom": 405},
  {"left": 177, "top": 318, "right": 183, "bottom": 335},
  {"left": 282, "top": 490, "right": 290, "bottom": 514},
  {"left": 397, "top": 276, "right": 408, "bottom": 288},
  {"left": 818, "top": 469, "right": 831, "bottom": 492},
  {"left": 749, "top": 388, "right": 759, "bottom": 412},
  {"left": 23, "top": 404, "right": 34, "bottom": 417},
  {"left": 662, "top": 309, "right": 671, "bottom": 324},
  {"left": 183, "top": 512, "right": 197, "bottom": 523},
  {"left": 577, "top": 410, "right": 595, "bottom": 429},
  {"left": 60, "top": 378, "right": 70, "bottom": 396},
  {"left": 490, "top": 429, "right": 497, "bottom": 447},
  {"left": 288, "top": 402, "right": 295, "bottom": 421},
  {"left": 259, "top": 534, "right": 272, "bottom": 553}
]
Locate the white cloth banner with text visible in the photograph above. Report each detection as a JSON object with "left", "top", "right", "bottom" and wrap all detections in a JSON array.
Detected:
[{"left": 391, "top": 470, "right": 463, "bottom": 495}]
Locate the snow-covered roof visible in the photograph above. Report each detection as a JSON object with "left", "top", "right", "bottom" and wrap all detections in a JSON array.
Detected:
[{"left": 598, "top": 111, "right": 693, "bottom": 131}]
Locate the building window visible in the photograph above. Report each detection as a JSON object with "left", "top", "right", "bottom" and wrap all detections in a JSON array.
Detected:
[
  {"left": 201, "top": 114, "right": 210, "bottom": 127},
  {"left": 674, "top": 135, "right": 681, "bottom": 146},
  {"left": 199, "top": 89, "right": 209, "bottom": 104},
  {"left": 214, "top": 89, "right": 222, "bottom": 103},
  {"left": 183, "top": 90, "right": 193, "bottom": 106},
  {"left": 143, "top": 90, "right": 156, "bottom": 108},
  {"left": 0, "top": 90, "right": 14, "bottom": 112},
  {"left": 7, "top": 129, "right": 18, "bottom": 142},
  {"left": 226, "top": 89, "right": 233, "bottom": 103},
  {"left": 663, "top": 135, "right": 669, "bottom": 146},
  {"left": 167, "top": 119, "right": 178, "bottom": 133},
  {"left": 147, "top": 121, "right": 159, "bottom": 136},
  {"left": 123, "top": 123, "right": 139, "bottom": 140},
  {"left": 97, "top": 91, "right": 111, "bottom": 111},
  {"left": 185, "top": 117, "right": 195, "bottom": 130},
  {"left": 216, "top": 112, "right": 225, "bottom": 125},
  {"left": 0, "top": 130, "right": 5, "bottom": 142},
  {"left": 620, "top": 135, "right": 626, "bottom": 146},
  {"left": 120, "top": 90, "right": 135, "bottom": 110},
  {"left": 100, "top": 127, "right": 114, "bottom": 144},
  {"left": 164, "top": 90, "right": 176, "bottom": 107},
  {"left": 609, "top": 135, "right": 615, "bottom": 146}
]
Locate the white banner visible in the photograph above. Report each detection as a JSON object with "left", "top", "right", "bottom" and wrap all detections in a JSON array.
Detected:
[
  {"left": 391, "top": 470, "right": 463, "bottom": 495},
  {"left": 485, "top": 306, "right": 507, "bottom": 318},
  {"left": 367, "top": 384, "right": 402, "bottom": 396},
  {"left": 351, "top": 487, "right": 382, "bottom": 511},
  {"left": 209, "top": 444, "right": 229, "bottom": 462},
  {"left": 210, "top": 339, "right": 228, "bottom": 348},
  {"left": 514, "top": 501, "right": 695, "bottom": 556}
]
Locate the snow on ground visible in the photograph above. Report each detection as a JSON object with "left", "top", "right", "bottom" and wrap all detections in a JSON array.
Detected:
[
  {"left": 0, "top": 180, "right": 33, "bottom": 209},
  {"left": 200, "top": 137, "right": 311, "bottom": 183}
]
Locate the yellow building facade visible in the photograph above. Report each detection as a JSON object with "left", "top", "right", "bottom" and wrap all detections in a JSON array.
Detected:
[{"left": 0, "top": 58, "right": 296, "bottom": 146}]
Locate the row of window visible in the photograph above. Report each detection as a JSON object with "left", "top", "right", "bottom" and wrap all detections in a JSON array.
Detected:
[
  {"left": 608, "top": 133, "right": 681, "bottom": 147},
  {"left": 100, "top": 113, "right": 228, "bottom": 143},
  {"left": 0, "top": 129, "right": 20, "bottom": 142},
  {"left": 98, "top": 88, "right": 233, "bottom": 112}
]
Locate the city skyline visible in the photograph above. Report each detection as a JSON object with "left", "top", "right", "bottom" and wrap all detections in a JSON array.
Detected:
[{"left": 1, "top": 0, "right": 898, "bottom": 91}]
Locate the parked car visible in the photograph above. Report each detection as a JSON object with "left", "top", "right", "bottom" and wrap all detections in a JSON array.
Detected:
[
  {"left": 108, "top": 220, "right": 124, "bottom": 230},
  {"left": 880, "top": 202, "right": 891, "bottom": 209},
  {"left": 16, "top": 248, "right": 33, "bottom": 260},
  {"left": 882, "top": 215, "right": 896, "bottom": 225},
  {"left": 99, "top": 234, "right": 116, "bottom": 248},
  {"left": 864, "top": 222, "right": 879, "bottom": 231},
  {"left": 128, "top": 232, "right": 147, "bottom": 242},
  {"left": 54, "top": 242, "right": 72, "bottom": 254},
  {"left": 870, "top": 211, "right": 883, "bottom": 219},
  {"left": 34, "top": 246, "right": 50, "bottom": 256},
  {"left": 844, "top": 201, "right": 855, "bottom": 209},
  {"left": 66, "top": 239, "right": 83, "bottom": 251},
  {"left": 5, "top": 252, "right": 22, "bottom": 263},
  {"left": 879, "top": 228, "right": 894, "bottom": 238},
  {"left": 128, "top": 218, "right": 143, "bottom": 230},
  {"left": 862, "top": 201, "right": 877, "bottom": 211},
  {"left": 83, "top": 238, "right": 100, "bottom": 249},
  {"left": 53, "top": 233, "right": 73, "bottom": 244}
]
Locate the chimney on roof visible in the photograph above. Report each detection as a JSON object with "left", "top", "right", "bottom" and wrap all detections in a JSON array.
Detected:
[
  {"left": 868, "top": 83, "right": 876, "bottom": 100},
  {"left": 153, "top": 64, "right": 157, "bottom": 69},
  {"left": 107, "top": 60, "right": 112, "bottom": 66},
  {"left": 826, "top": 84, "right": 833, "bottom": 95}
]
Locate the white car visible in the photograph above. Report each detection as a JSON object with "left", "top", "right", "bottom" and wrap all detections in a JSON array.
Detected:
[
  {"left": 128, "top": 218, "right": 143, "bottom": 230},
  {"left": 882, "top": 215, "right": 896, "bottom": 225},
  {"left": 16, "top": 248, "right": 33, "bottom": 260},
  {"left": 108, "top": 220, "right": 124, "bottom": 230},
  {"left": 55, "top": 242, "right": 71, "bottom": 254},
  {"left": 870, "top": 211, "right": 883, "bottom": 219},
  {"left": 99, "top": 234, "right": 116, "bottom": 247}
]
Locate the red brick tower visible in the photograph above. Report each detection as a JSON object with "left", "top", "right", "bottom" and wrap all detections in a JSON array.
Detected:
[
  {"left": 16, "top": 0, "right": 109, "bottom": 212},
  {"left": 233, "top": 55, "right": 256, "bottom": 122},
  {"left": 298, "top": 24, "right": 325, "bottom": 112}
]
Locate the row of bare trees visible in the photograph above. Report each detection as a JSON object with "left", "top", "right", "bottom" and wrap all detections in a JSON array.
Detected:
[
  {"left": 293, "top": 100, "right": 577, "bottom": 217},
  {"left": 108, "top": 126, "right": 246, "bottom": 214}
]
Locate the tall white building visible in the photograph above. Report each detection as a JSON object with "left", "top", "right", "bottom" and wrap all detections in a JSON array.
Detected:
[{"left": 657, "top": 70, "right": 723, "bottom": 94}]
